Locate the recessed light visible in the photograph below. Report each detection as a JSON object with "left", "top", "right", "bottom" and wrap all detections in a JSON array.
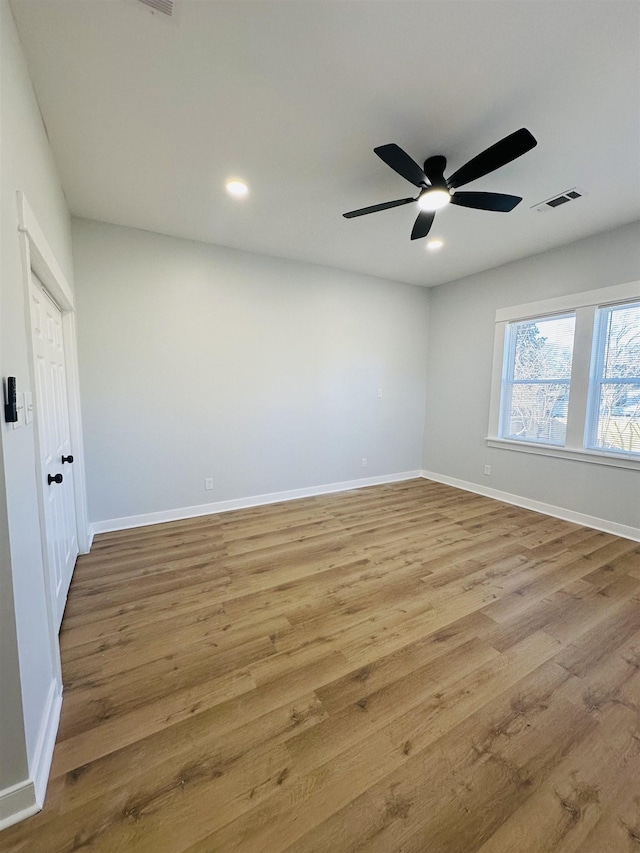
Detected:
[
  {"left": 226, "top": 180, "right": 248, "bottom": 197},
  {"left": 427, "top": 239, "right": 444, "bottom": 251}
]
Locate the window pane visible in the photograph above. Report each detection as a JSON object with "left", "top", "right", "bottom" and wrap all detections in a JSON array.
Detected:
[
  {"left": 588, "top": 302, "right": 640, "bottom": 455},
  {"left": 501, "top": 313, "right": 576, "bottom": 446},
  {"left": 601, "top": 302, "right": 640, "bottom": 379},
  {"left": 593, "top": 382, "right": 640, "bottom": 454},
  {"left": 504, "top": 382, "right": 570, "bottom": 444},
  {"left": 512, "top": 314, "right": 576, "bottom": 381}
]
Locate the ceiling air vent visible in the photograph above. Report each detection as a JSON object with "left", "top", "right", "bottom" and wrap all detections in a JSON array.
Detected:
[
  {"left": 138, "top": 0, "right": 174, "bottom": 15},
  {"left": 532, "top": 188, "right": 587, "bottom": 212}
]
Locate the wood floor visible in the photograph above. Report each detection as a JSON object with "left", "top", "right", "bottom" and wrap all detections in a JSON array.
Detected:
[{"left": 2, "top": 479, "right": 640, "bottom": 852}]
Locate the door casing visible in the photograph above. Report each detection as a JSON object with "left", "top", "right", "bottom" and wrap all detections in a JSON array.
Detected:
[{"left": 17, "top": 192, "right": 91, "bottom": 675}]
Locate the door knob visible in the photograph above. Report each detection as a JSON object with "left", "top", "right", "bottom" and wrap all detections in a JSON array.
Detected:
[
  {"left": 48, "top": 473, "right": 63, "bottom": 485},
  {"left": 62, "top": 455, "right": 74, "bottom": 464}
]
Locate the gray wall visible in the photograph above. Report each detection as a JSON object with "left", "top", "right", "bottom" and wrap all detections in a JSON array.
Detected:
[
  {"left": 0, "top": 0, "right": 74, "bottom": 794},
  {"left": 74, "top": 216, "right": 639, "bottom": 532},
  {"left": 72, "top": 218, "right": 430, "bottom": 524},
  {"left": 423, "top": 220, "right": 640, "bottom": 529}
]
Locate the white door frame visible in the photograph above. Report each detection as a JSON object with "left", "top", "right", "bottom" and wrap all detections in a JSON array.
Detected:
[{"left": 17, "top": 192, "right": 91, "bottom": 642}]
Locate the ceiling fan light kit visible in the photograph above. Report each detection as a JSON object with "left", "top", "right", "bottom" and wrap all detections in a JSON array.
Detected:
[
  {"left": 417, "top": 189, "right": 450, "bottom": 212},
  {"left": 344, "top": 128, "right": 537, "bottom": 241}
]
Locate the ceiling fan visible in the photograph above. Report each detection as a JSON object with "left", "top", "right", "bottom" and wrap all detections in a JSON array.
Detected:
[{"left": 343, "top": 128, "right": 537, "bottom": 240}]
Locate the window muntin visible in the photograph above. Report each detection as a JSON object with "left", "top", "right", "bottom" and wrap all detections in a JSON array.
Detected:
[
  {"left": 500, "top": 313, "right": 576, "bottom": 446},
  {"left": 587, "top": 301, "right": 640, "bottom": 456}
]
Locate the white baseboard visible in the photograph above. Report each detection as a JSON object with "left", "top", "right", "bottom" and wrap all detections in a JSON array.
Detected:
[
  {"left": 0, "top": 780, "right": 38, "bottom": 832},
  {"left": 91, "top": 470, "right": 422, "bottom": 535},
  {"left": 0, "top": 678, "right": 61, "bottom": 831},
  {"left": 421, "top": 470, "right": 640, "bottom": 543}
]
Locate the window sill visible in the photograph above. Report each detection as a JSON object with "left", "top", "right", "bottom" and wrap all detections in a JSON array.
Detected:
[{"left": 485, "top": 437, "right": 640, "bottom": 471}]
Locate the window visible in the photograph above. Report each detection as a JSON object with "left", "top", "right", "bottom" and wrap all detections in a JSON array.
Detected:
[
  {"left": 488, "top": 281, "right": 640, "bottom": 470},
  {"left": 587, "top": 301, "right": 640, "bottom": 455},
  {"left": 500, "top": 314, "right": 576, "bottom": 446}
]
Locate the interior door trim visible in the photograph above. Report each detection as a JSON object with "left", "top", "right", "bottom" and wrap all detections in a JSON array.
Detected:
[{"left": 17, "top": 192, "right": 91, "bottom": 560}]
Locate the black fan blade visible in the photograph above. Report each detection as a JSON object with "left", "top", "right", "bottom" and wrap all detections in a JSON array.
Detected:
[
  {"left": 450, "top": 192, "right": 522, "bottom": 212},
  {"left": 410, "top": 210, "right": 435, "bottom": 240},
  {"left": 343, "top": 197, "right": 415, "bottom": 218},
  {"left": 374, "top": 144, "right": 429, "bottom": 188},
  {"left": 447, "top": 129, "right": 537, "bottom": 189}
]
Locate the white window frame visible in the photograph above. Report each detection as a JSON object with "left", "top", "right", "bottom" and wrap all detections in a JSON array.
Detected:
[{"left": 487, "top": 280, "right": 640, "bottom": 471}]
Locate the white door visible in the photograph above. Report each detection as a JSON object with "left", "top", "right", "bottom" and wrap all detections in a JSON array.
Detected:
[{"left": 30, "top": 273, "right": 79, "bottom": 630}]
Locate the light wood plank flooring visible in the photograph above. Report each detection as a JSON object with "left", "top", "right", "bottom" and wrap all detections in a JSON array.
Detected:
[{"left": 2, "top": 478, "right": 640, "bottom": 852}]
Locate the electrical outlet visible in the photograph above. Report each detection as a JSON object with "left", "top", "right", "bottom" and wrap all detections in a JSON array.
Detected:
[
  {"left": 484, "top": 465, "right": 491, "bottom": 476},
  {"left": 377, "top": 388, "right": 383, "bottom": 398},
  {"left": 205, "top": 478, "right": 214, "bottom": 490},
  {"left": 361, "top": 458, "right": 368, "bottom": 468}
]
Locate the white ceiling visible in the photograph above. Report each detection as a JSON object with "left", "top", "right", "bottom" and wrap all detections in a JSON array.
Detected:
[{"left": 10, "top": 0, "right": 640, "bottom": 288}]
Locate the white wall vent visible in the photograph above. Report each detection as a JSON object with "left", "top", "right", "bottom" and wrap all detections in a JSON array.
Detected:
[
  {"left": 138, "top": 0, "right": 174, "bottom": 16},
  {"left": 532, "top": 187, "right": 587, "bottom": 212}
]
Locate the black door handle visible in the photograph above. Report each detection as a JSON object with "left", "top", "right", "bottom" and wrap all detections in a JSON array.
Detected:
[
  {"left": 62, "top": 455, "right": 74, "bottom": 464},
  {"left": 48, "top": 473, "right": 63, "bottom": 485}
]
